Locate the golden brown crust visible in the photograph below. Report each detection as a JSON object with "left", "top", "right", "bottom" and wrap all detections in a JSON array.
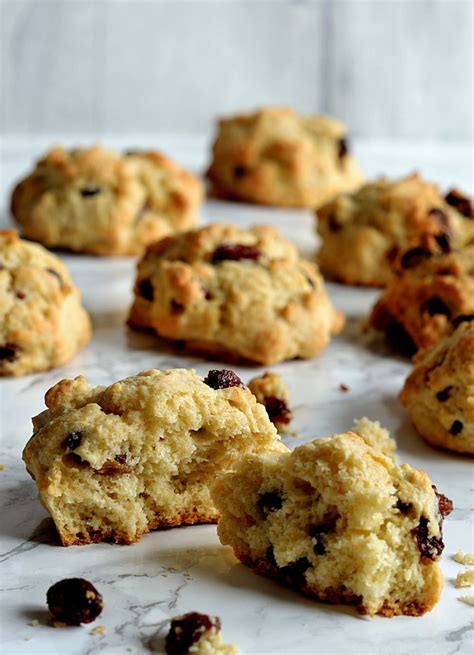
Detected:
[
  {"left": 128, "top": 223, "right": 344, "bottom": 365},
  {"left": 369, "top": 243, "right": 474, "bottom": 355},
  {"left": 0, "top": 230, "right": 91, "bottom": 376},
  {"left": 11, "top": 145, "right": 203, "bottom": 256},
  {"left": 207, "top": 107, "right": 363, "bottom": 208},
  {"left": 316, "top": 174, "right": 474, "bottom": 287}
]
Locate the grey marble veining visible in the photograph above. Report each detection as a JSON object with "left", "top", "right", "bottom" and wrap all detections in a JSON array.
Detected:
[{"left": 0, "top": 138, "right": 473, "bottom": 654}]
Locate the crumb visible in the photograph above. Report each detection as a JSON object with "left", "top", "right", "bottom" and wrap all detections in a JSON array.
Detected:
[
  {"left": 453, "top": 550, "right": 474, "bottom": 565},
  {"left": 0, "top": 465, "right": 5, "bottom": 471},
  {"left": 458, "top": 595, "right": 474, "bottom": 606},
  {"left": 52, "top": 620, "right": 67, "bottom": 628},
  {"left": 30, "top": 619, "right": 39, "bottom": 627},
  {"left": 455, "top": 570, "right": 474, "bottom": 588},
  {"left": 339, "top": 383, "right": 350, "bottom": 392},
  {"left": 90, "top": 624, "right": 106, "bottom": 635}
]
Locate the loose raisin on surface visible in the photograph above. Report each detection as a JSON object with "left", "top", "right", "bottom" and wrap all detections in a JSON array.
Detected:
[
  {"left": 258, "top": 491, "right": 283, "bottom": 516},
  {"left": 0, "top": 343, "right": 18, "bottom": 362},
  {"left": 203, "top": 369, "right": 243, "bottom": 390},
  {"left": 385, "top": 321, "right": 418, "bottom": 358},
  {"left": 233, "top": 165, "right": 248, "bottom": 179},
  {"left": 433, "top": 232, "right": 451, "bottom": 253},
  {"left": 338, "top": 138, "right": 348, "bottom": 160},
  {"left": 279, "top": 557, "right": 312, "bottom": 586},
  {"left": 445, "top": 190, "right": 473, "bottom": 218},
  {"left": 400, "top": 247, "right": 430, "bottom": 269},
  {"left": 428, "top": 208, "right": 449, "bottom": 228},
  {"left": 452, "top": 314, "right": 474, "bottom": 328},
  {"left": 165, "top": 612, "right": 220, "bottom": 655},
  {"left": 436, "top": 386, "right": 452, "bottom": 402},
  {"left": 263, "top": 396, "right": 291, "bottom": 426},
  {"left": 421, "top": 297, "right": 451, "bottom": 317},
  {"left": 432, "top": 486, "right": 453, "bottom": 518},
  {"left": 80, "top": 187, "right": 101, "bottom": 197},
  {"left": 449, "top": 420, "right": 463, "bottom": 436},
  {"left": 413, "top": 517, "right": 444, "bottom": 560},
  {"left": 46, "top": 578, "right": 103, "bottom": 625},
  {"left": 211, "top": 244, "right": 261, "bottom": 264},
  {"left": 138, "top": 278, "right": 154, "bottom": 301},
  {"left": 63, "top": 431, "right": 83, "bottom": 452}
]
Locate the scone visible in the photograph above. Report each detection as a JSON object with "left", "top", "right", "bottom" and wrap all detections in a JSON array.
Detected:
[
  {"left": 11, "top": 146, "right": 203, "bottom": 256},
  {"left": 212, "top": 431, "right": 452, "bottom": 617},
  {"left": 128, "top": 223, "right": 344, "bottom": 365},
  {"left": 316, "top": 175, "right": 474, "bottom": 287},
  {"left": 165, "top": 613, "right": 239, "bottom": 655},
  {"left": 0, "top": 230, "right": 91, "bottom": 376},
  {"left": 22, "top": 368, "right": 287, "bottom": 545},
  {"left": 369, "top": 238, "right": 474, "bottom": 356},
  {"left": 248, "top": 371, "right": 292, "bottom": 432},
  {"left": 400, "top": 315, "right": 474, "bottom": 455},
  {"left": 206, "top": 108, "right": 363, "bottom": 208}
]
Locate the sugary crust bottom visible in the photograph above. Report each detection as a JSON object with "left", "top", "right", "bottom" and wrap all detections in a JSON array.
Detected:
[
  {"left": 58, "top": 511, "right": 219, "bottom": 546},
  {"left": 236, "top": 549, "right": 440, "bottom": 617}
]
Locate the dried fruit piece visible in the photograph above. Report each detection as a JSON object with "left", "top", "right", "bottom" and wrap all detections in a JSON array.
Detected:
[
  {"left": 400, "top": 247, "right": 430, "bottom": 269},
  {"left": 450, "top": 420, "right": 463, "bottom": 436},
  {"left": 436, "top": 386, "right": 452, "bottom": 402},
  {"left": 80, "top": 187, "right": 101, "bottom": 197},
  {"left": 433, "top": 486, "right": 453, "bottom": 519},
  {"left": 445, "top": 189, "right": 473, "bottom": 218},
  {"left": 413, "top": 517, "right": 444, "bottom": 560},
  {"left": 452, "top": 314, "right": 474, "bottom": 328},
  {"left": 263, "top": 396, "right": 291, "bottom": 426},
  {"left": 63, "top": 432, "right": 83, "bottom": 452},
  {"left": 258, "top": 491, "right": 283, "bottom": 516},
  {"left": 0, "top": 343, "right": 18, "bottom": 362},
  {"left": 46, "top": 578, "right": 103, "bottom": 625},
  {"left": 165, "top": 612, "right": 220, "bottom": 655},
  {"left": 338, "top": 138, "right": 348, "bottom": 160},
  {"left": 233, "top": 166, "right": 247, "bottom": 178},
  {"left": 211, "top": 244, "right": 261, "bottom": 264},
  {"left": 203, "top": 369, "right": 243, "bottom": 390},
  {"left": 138, "top": 278, "right": 154, "bottom": 301}
]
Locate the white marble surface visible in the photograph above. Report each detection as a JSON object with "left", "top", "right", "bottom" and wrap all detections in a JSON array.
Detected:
[{"left": 0, "top": 139, "right": 473, "bottom": 654}]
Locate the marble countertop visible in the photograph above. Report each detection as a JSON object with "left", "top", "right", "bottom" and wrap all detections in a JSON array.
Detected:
[{"left": 0, "top": 138, "right": 473, "bottom": 654}]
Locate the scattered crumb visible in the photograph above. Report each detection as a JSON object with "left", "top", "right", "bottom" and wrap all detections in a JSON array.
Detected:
[
  {"left": 90, "top": 624, "right": 106, "bottom": 635},
  {"left": 30, "top": 619, "right": 39, "bottom": 627},
  {"left": 0, "top": 464, "right": 5, "bottom": 471},
  {"left": 52, "top": 620, "right": 67, "bottom": 628},
  {"left": 458, "top": 595, "right": 474, "bottom": 606},
  {"left": 339, "top": 383, "right": 350, "bottom": 392},
  {"left": 455, "top": 570, "right": 474, "bottom": 588},
  {"left": 453, "top": 550, "right": 474, "bottom": 565}
]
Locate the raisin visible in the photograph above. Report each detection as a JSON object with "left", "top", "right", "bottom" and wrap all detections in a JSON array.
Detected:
[
  {"left": 0, "top": 343, "right": 18, "bottom": 362},
  {"left": 203, "top": 369, "right": 243, "bottom": 390},
  {"left": 445, "top": 190, "right": 473, "bottom": 218},
  {"left": 400, "top": 247, "right": 430, "bottom": 269},
  {"left": 328, "top": 215, "right": 342, "bottom": 232},
  {"left": 96, "top": 454, "right": 134, "bottom": 475},
  {"left": 436, "top": 386, "right": 452, "bottom": 402},
  {"left": 338, "top": 138, "right": 348, "bottom": 160},
  {"left": 452, "top": 314, "right": 474, "bottom": 328},
  {"left": 385, "top": 321, "right": 418, "bottom": 357},
  {"left": 449, "top": 420, "right": 463, "bottom": 436},
  {"left": 211, "top": 244, "right": 261, "bottom": 264},
  {"left": 233, "top": 165, "right": 247, "bottom": 178},
  {"left": 46, "top": 578, "right": 103, "bottom": 625},
  {"left": 386, "top": 245, "right": 399, "bottom": 264},
  {"left": 63, "top": 431, "right": 83, "bottom": 452},
  {"left": 138, "top": 278, "right": 154, "bottom": 301},
  {"left": 413, "top": 517, "right": 444, "bottom": 560},
  {"left": 421, "top": 297, "right": 451, "bottom": 317},
  {"left": 279, "top": 557, "right": 312, "bottom": 586},
  {"left": 434, "top": 232, "right": 451, "bottom": 253},
  {"left": 432, "top": 486, "right": 453, "bottom": 518},
  {"left": 80, "top": 187, "right": 101, "bottom": 197},
  {"left": 339, "top": 383, "right": 349, "bottom": 392},
  {"left": 396, "top": 499, "right": 413, "bottom": 514},
  {"left": 165, "top": 612, "right": 220, "bottom": 655},
  {"left": 46, "top": 268, "right": 63, "bottom": 283},
  {"left": 428, "top": 208, "right": 449, "bottom": 228},
  {"left": 258, "top": 491, "right": 283, "bottom": 515},
  {"left": 170, "top": 299, "right": 184, "bottom": 314},
  {"left": 14, "top": 290, "right": 25, "bottom": 299},
  {"left": 309, "top": 523, "right": 333, "bottom": 556},
  {"left": 263, "top": 396, "right": 291, "bottom": 426}
]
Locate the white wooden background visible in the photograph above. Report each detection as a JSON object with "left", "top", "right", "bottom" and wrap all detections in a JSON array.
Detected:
[{"left": 1, "top": 0, "right": 473, "bottom": 140}]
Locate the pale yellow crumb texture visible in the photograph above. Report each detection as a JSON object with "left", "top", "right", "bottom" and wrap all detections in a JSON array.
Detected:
[
  {"left": 90, "top": 625, "right": 106, "bottom": 635},
  {"left": 455, "top": 570, "right": 474, "bottom": 588},
  {"left": 0, "top": 464, "right": 5, "bottom": 471},
  {"left": 454, "top": 551, "right": 474, "bottom": 566},
  {"left": 30, "top": 619, "right": 39, "bottom": 627},
  {"left": 458, "top": 596, "right": 474, "bottom": 606}
]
